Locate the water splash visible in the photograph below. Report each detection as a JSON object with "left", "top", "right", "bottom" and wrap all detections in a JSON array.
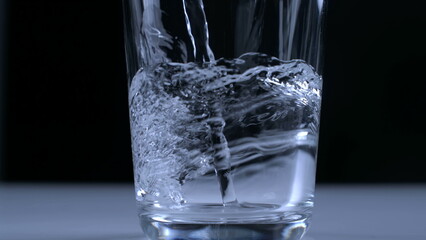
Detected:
[{"left": 129, "top": 53, "right": 322, "bottom": 205}]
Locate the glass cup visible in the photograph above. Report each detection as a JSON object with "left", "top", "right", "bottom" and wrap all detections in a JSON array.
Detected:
[{"left": 123, "top": 1, "right": 326, "bottom": 239}]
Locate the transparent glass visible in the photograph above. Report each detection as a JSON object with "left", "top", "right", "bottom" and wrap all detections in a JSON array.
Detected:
[{"left": 123, "top": 1, "right": 326, "bottom": 239}]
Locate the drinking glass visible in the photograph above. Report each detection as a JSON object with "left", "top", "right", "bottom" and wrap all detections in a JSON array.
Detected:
[{"left": 123, "top": 1, "right": 326, "bottom": 239}]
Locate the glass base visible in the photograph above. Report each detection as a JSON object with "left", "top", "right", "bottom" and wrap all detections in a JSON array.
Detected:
[{"left": 139, "top": 212, "right": 310, "bottom": 240}]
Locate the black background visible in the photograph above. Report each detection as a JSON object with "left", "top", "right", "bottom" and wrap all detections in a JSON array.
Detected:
[{"left": 1, "top": 0, "right": 426, "bottom": 183}]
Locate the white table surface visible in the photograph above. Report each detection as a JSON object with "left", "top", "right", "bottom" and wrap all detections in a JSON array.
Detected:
[{"left": 1, "top": 183, "right": 425, "bottom": 240}]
